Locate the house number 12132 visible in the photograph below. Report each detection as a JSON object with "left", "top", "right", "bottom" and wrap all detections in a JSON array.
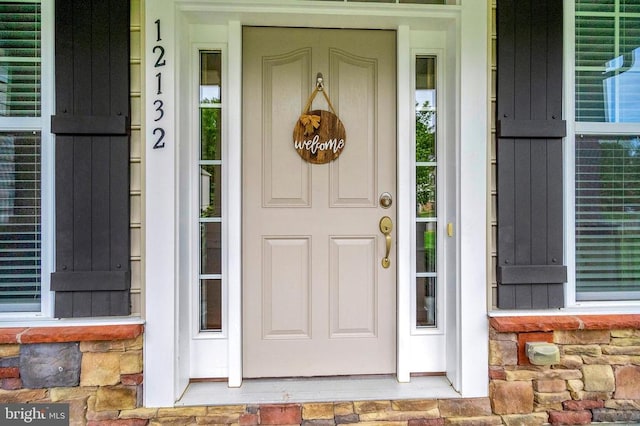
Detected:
[{"left": 152, "top": 19, "right": 166, "bottom": 149}]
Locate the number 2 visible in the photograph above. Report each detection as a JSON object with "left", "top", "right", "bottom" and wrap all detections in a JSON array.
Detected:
[{"left": 153, "top": 128, "right": 165, "bottom": 149}]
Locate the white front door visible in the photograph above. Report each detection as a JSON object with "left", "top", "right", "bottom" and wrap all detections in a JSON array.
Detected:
[{"left": 242, "top": 27, "right": 397, "bottom": 378}]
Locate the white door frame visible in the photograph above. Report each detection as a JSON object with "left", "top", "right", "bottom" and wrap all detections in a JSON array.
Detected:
[{"left": 144, "top": 0, "right": 489, "bottom": 407}]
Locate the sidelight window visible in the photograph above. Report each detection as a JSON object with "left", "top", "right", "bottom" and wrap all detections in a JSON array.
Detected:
[
  {"left": 198, "top": 51, "right": 223, "bottom": 330},
  {"left": 414, "top": 56, "right": 438, "bottom": 327}
]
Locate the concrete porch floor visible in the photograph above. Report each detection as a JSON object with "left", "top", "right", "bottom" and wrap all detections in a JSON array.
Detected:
[{"left": 177, "top": 375, "right": 460, "bottom": 406}]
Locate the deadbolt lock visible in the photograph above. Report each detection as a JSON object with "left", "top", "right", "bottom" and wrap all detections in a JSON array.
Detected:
[{"left": 379, "top": 192, "right": 393, "bottom": 209}]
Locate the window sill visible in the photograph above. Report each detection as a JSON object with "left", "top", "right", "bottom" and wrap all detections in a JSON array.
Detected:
[
  {"left": 0, "top": 319, "right": 144, "bottom": 344},
  {"left": 488, "top": 313, "right": 640, "bottom": 333}
]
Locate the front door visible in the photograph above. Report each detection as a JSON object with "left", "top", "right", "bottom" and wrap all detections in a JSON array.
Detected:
[{"left": 242, "top": 27, "right": 397, "bottom": 378}]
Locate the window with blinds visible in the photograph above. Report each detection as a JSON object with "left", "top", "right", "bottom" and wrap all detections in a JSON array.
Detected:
[
  {"left": 0, "top": 2, "right": 42, "bottom": 312},
  {"left": 575, "top": 0, "right": 640, "bottom": 300},
  {"left": 0, "top": 2, "right": 41, "bottom": 117}
]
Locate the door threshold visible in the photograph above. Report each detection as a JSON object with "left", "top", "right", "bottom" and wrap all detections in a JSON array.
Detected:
[{"left": 176, "top": 375, "right": 460, "bottom": 406}]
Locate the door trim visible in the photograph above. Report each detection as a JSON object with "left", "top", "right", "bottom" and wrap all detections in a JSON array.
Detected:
[{"left": 143, "top": 0, "right": 490, "bottom": 407}]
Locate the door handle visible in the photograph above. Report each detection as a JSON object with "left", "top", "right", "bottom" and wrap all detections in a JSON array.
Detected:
[{"left": 379, "top": 216, "right": 392, "bottom": 268}]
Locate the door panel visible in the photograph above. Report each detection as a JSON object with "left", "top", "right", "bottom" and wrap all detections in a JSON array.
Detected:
[
  {"left": 262, "top": 49, "right": 312, "bottom": 207},
  {"left": 262, "top": 237, "right": 311, "bottom": 339},
  {"left": 243, "top": 27, "right": 396, "bottom": 378}
]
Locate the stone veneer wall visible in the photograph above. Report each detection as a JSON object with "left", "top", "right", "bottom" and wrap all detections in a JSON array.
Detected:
[
  {"left": 1, "top": 317, "right": 640, "bottom": 425},
  {"left": 490, "top": 315, "right": 640, "bottom": 425}
]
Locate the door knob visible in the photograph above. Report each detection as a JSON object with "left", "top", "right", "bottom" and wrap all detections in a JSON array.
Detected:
[{"left": 379, "top": 216, "right": 392, "bottom": 268}]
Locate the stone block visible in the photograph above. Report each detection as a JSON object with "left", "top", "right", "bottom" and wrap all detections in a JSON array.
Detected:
[
  {"left": 557, "top": 355, "right": 582, "bottom": 369},
  {"left": 0, "top": 388, "right": 47, "bottom": 402},
  {"left": 120, "top": 351, "right": 143, "bottom": 374},
  {"left": 506, "top": 368, "right": 581, "bottom": 381},
  {"left": 489, "top": 367, "right": 506, "bottom": 380},
  {"left": 81, "top": 352, "right": 120, "bottom": 386},
  {"left": 489, "top": 340, "right": 517, "bottom": 366},
  {"left": 554, "top": 330, "right": 610, "bottom": 345},
  {"left": 206, "top": 405, "right": 245, "bottom": 415},
  {"left": 157, "top": 407, "right": 208, "bottom": 417},
  {"left": 489, "top": 329, "right": 517, "bottom": 341},
  {"left": 353, "top": 400, "right": 391, "bottom": 413},
  {"left": 196, "top": 414, "right": 242, "bottom": 424},
  {"left": 533, "top": 391, "right": 570, "bottom": 405},
  {"left": 303, "top": 403, "right": 334, "bottom": 420},
  {"left": 444, "top": 415, "right": 503, "bottom": 425},
  {"left": 602, "top": 344, "right": 640, "bottom": 355},
  {"left": 582, "top": 355, "right": 629, "bottom": 365},
  {"left": 121, "top": 373, "right": 143, "bottom": 385},
  {"left": 360, "top": 410, "right": 440, "bottom": 422},
  {"left": 0, "top": 344, "right": 20, "bottom": 357},
  {"left": 1, "top": 378, "right": 21, "bottom": 390},
  {"left": 148, "top": 417, "right": 195, "bottom": 426},
  {"left": 562, "top": 399, "right": 604, "bottom": 411},
  {"left": 614, "top": 364, "right": 640, "bottom": 399},
  {"left": 50, "top": 386, "right": 95, "bottom": 402},
  {"left": 582, "top": 364, "right": 615, "bottom": 392},
  {"left": 392, "top": 400, "right": 439, "bottom": 412},
  {"left": 80, "top": 340, "right": 125, "bottom": 353},
  {"left": 611, "top": 329, "right": 640, "bottom": 338},
  {"left": 533, "top": 379, "right": 565, "bottom": 393},
  {"left": 68, "top": 398, "right": 88, "bottom": 425},
  {"left": 562, "top": 345, "right": 602, "bottom": 357},
  {"left": 119, "top": 408, "right": 159, "bottom": 419},
  {"left": 334, "top": 402, "right": 354, "bottom": 416},
  {"left": 335, "top": 413, "right": 359, "bottom": 424},
  {"left": 604, "top": 399, "right": 640, "bottom": 410},
  {"left": 240, "top": 413, "right": 260, "bottom": 426},
  {"left": 86, "top": 395, "right": 119, "bottom": 421},
  {"left": 547, "top": 410, "right": 591, "bottom": 425},
  {"left": 500, "top": 412, "right": 548, "bottom": 426},
  {"left": 20, "top": 342, "right": 81, "bottom": 388},
  {"left": 408, "top": 418, "right": 444, "bottom": 426},
  {"left": 0, "top": 355, "right": 19, "bottom": 367},
  {"left": 490, "top": 381, "right": 533, "bottom": 415},
  {"left": 570, "top": 390, "right": 613, "bottom": 401},
  {"left": 259, "top": 404, "right": 302, "bottom": 425},
  {"left": 301, "top": 420, "right": 335, "bottom": 426},
  {"left": 566, "top": 379, "right": 583, "bottom": 392},
  {"left": 592, "top": 408, "right": 640, "bottom": 423},
  {"left": 504, "top": 369, "right": 540, "bottom": 381},
  {"left": 94, "top": 386, "right": 137, "bottom": 411},
  {"left": 611, "top": 337, "right": 640, "bottom": 346},
  {"left": 104, "top": 420, "right": 148, "bottom": 426},
  {"left": 438, "top": 398, "right": 492, "bottom": 417},
  {"left": 124, "top": 335, "right": 143, "bottom": 351},
  {"left": 532, "top": 402, "right": 562, "bottom": 412},
  {"left": 0, "top": 367, "right": 19, "bottom": 378}
]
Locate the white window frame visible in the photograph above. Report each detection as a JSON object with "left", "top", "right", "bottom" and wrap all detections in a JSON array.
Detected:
[
  {"left": 563, "top": 0, "right": 640, "bottom": 310},
  {"left": 0, "top": 0, "right": 54, "bottom": 319}
]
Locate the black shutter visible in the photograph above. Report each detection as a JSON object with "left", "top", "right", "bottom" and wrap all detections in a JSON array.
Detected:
[
  {"left": 496, "top": 0, "right": 567, "bottom": 309},
  {"left": 50, "top": 0, "right": 131, "bottom": 317}
]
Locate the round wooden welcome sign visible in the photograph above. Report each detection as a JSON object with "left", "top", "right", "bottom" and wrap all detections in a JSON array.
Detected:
[{"left": 293, "top": 109, "right": 346, "bottom": 164}]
